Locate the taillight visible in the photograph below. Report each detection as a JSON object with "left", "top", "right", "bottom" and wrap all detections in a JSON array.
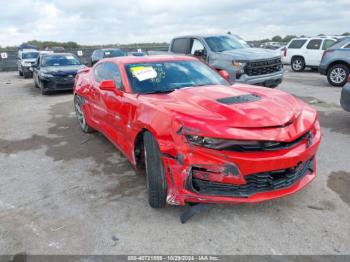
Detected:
[
  {"left": 322, "top": 49, "right": 332, "bottom": 59},
  {"left": 283, "top": 48, "right": 287, "bottom": 57}
]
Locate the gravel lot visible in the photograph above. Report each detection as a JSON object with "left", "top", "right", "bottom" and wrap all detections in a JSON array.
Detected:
[{"left": 0, "top": 68, "right": 349, "bottom": 255}]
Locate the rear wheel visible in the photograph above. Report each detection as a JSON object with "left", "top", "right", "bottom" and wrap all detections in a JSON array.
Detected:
[
  {"left": 143, "top": 131, "right": 167, "bottom": 208},
  {"left": 327, "top": 64, "right": 349, "bottom": 87},
  {"left": 291, "top": 57, "right": 305, "bottom": 72},
  {"left": 74, "top": 95, "right": 95, "bottom": 133},
  {"left": 19, "top": 70, "right": 23, "bottom": 76}
]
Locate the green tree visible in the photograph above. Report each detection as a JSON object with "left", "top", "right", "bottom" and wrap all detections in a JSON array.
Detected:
[
  {"left": 283, "top": 35, "right": 297, "bottom": 43},
  {"left": 272, "top": 35, "right": 282, "bottom": 42}
]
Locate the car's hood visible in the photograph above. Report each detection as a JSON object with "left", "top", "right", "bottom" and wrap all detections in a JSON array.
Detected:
[
  {"left": 140, "top": 85, "right": 307, "bottom": 129},
  {"left": 220, "top": 48, "right": 279, "bottom": 61},
  {"left": 41, "top": 65, "right": 84, "bottom": 75}
]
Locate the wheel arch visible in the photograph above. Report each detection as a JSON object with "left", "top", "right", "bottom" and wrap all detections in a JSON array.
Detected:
[
  {"left": 291, "top": 55, "right": 305, "bottom": 61},
  {"left": 133, "top": 127, "right": 159, "bottom": 171},
  {"left": 327, "top": 60, "right": 350, "bottom": 73}
]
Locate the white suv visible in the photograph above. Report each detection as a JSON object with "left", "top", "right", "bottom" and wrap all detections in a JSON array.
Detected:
[{"left": 282, "top": 37, "right": 337, "bottom": 72}]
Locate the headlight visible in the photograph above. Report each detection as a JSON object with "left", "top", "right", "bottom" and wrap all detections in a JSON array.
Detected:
[
  {"left": 186, "top": 135, "right": 261, "bottom": 150},
  {"left": 232, "top": 61, "right": 246, "bottom": 69},
  {"left": 40, "top": 72, "right": 54, "bottom": 78}
]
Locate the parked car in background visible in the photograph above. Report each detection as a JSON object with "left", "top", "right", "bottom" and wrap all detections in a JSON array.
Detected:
[
  {"left": 319, "top": 37, "right": 350, "bottom": 87},
  {"left": 91, "top": 48, "right": 127, "bottom": 66},
  {"left": 17, "top": 49, "right": 39, "bottom": 78},
  {"left": 33, "top": 53, "right": 85, "bottom": 95},
  {"left": 169, "top": 34, "right": 283, "bottom": 87},
  {"left": 340, "top": 76, "right": 350, "bottom": 111},
  {"left": 260, "top": 42, "right": 285, "bottom": 50},
  {"left": 129, "top": 51, "right": 146, "bottom": 56},
  {"left": 73, "top": 55, "right": 321, "bottom": 210},
  {"left": 282, "top": 36, "right": 337, "bottom": 72}
]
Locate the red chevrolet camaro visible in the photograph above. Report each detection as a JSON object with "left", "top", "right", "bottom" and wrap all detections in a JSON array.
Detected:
[{"left": 73, "top": 55, "right": 321, "bottom": 208}]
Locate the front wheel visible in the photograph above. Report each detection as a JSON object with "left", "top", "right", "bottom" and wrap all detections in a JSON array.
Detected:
[
  {"left": 291, "top": 57, "right": 305, "bottom": 72},
  {"left": 327, "top": 64, "right": 349, "bottom": 87},
  {"left": 143, "top": 131, "right": 167, "bottom": 208},
  {"left": 74, "top": 96, "right": 95, "bottom": 133}
]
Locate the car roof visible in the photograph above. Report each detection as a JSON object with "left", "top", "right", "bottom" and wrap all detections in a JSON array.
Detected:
[
  {"left": 290, "top": 36, "right": 337, "bottom": 41},
  {"left": 21, "top": 49, "right": 39, "bottom": 53},
  {"left": 40, "top": 52, "right": 75, "bottom": 57},
  {"left": 97, "top": 48, "right": 124, "bottom": 51},
  {"left": 173, "top": 34, "right": 237, "bottom": 39},
  {"left": 101, "top": 55, "right": 197, "bottom": 64}
]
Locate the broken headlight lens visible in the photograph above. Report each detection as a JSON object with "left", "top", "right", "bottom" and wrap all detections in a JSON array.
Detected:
[{"left": 186, "top": 135, "right": 261, "bottom": 150}]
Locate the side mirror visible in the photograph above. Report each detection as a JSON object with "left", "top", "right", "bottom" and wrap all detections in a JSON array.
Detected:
[
  {"left": 218, "top": 70, "right": 230, "bottom": 81},
  {"left": 194, "top": 49, "right": 206, "bottom": 58},
  {"left": 99, "top": 80, "right": 123, "bottom": 96}
]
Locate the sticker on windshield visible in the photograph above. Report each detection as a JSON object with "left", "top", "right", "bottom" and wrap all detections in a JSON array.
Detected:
[
  {"left": 130, "top": 66, "right": 157, "bottom": 81},
  {"left": 104, "top": 52, "right": 110, "bottom": 55}
]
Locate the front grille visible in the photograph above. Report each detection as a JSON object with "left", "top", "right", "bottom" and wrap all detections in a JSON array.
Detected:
[
  {"left": 245, "top": 58, "right": 282, "bottom": 76},
  {"left": 188, "top": 157, "right": 314, "bottom": 198},
  {"left": 214, "top": 131, "right": 312, "bottom": 152}
]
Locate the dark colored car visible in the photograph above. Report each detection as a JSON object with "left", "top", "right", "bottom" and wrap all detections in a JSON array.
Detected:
[
  {"left": 91, "top": 48, "right": 127, "bottom": 66},
  {"left": 340, "top": 76, "right": 350, "bottom": 111},
  {"left": 319, "top": 37, "right": 350, "bottom": 87},
  {"left": 33, "top": 53, "right": 85, "bottom": 95},
  {"left": 73, "top": 55, "right": 321, "bottom": 211}
]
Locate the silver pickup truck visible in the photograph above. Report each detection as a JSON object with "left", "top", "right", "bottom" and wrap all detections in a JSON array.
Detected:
[{"left": 169, "top": 34, "right": 283, "bottom": 87}]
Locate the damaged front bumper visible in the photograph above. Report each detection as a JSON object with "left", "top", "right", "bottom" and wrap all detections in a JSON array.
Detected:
[{"left": 162, "top": 124, "right": 321, "bottom": 206}]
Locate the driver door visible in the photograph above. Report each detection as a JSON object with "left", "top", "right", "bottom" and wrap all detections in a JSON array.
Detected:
[{"left": 92, "top": 62, "right": 127, "bottom": 148}]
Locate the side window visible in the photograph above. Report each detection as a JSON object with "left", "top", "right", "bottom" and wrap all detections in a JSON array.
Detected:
[
  {"left": 104, "top": 63, "right": 122, "bottom": 88},
  {"left": 171, "top": 38, "right": 190, "bottom": 54},
  {"left": 92, "top": 51, "right": 97, "bottom": 60},
  {"left": 190, "top": 39, "right": 205, "bottom": 55},
  {"left": 94, "top": 64, "right": 104, "bottom": 82},
  {"left": 288, "top": 39, "right": 307, "bottom": 49},
  {"left": 36, "top": 56, "right": 40, "bottom": 66},
  {"left": 322, "top": 39, "right": 336, "bottom": 50},
  {"left": 94, "top": 63, "right": 123, "bottom": 89},
  {"left": 343, "top": 42, "right": 350, "bottom": 49},
  {"left": 306, "top": 39, "right": 322, "bottom": 50}
]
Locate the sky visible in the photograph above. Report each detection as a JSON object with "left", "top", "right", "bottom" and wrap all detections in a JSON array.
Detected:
[{"left": 0, "top": 0, "right": 349, "bottom": 46}]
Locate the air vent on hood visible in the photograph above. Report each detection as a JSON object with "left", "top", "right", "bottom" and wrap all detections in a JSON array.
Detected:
[{"left": 217, "top": 94, "right": 261, "bottom": 105}]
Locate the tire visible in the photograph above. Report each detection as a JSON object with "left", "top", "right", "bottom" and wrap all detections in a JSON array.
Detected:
[
  {"left": 267, "top": 85, "right": 278, "bottom": 88},
  {"left": 143, "top": 131, "right": 167, "bottom": 208},
  {"left": 74, "top": 95, "right": 95, "bottom": 133},
  {"left": 327, "top": 64, "right": 349, "bottom": 87},
  {"left": 23, "top": 71, "right": 31, "bottom": 79},
  {"left": 19, "top": 71, "right": 23, "bottom": 76},
  {"left": 41, "top": 89, "right": 49, "bottom": 95},
  {"left": 291, "top": 57, "right": 305, "bottom": 72}
]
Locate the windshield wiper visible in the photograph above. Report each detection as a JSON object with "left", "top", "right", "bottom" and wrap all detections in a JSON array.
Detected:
[{"left": 142, "top": 89, "right": 175, "bottom": 94}]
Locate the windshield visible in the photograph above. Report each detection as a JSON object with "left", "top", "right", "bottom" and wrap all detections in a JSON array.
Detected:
[
  {"left": 205, "top": 35, "right": 250, "bottom": 52},
  {"left": 125, "top": 60, "right": 229, "bottom": 94},
  {"left": 103, "top": 49, "right": 127, "bottom": 58},
  {"left": 22, "top": 52, "right": 39, "bottom": 59},
  {"left": 41, "top": 55, "right": 81, "bottom": 67}
]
